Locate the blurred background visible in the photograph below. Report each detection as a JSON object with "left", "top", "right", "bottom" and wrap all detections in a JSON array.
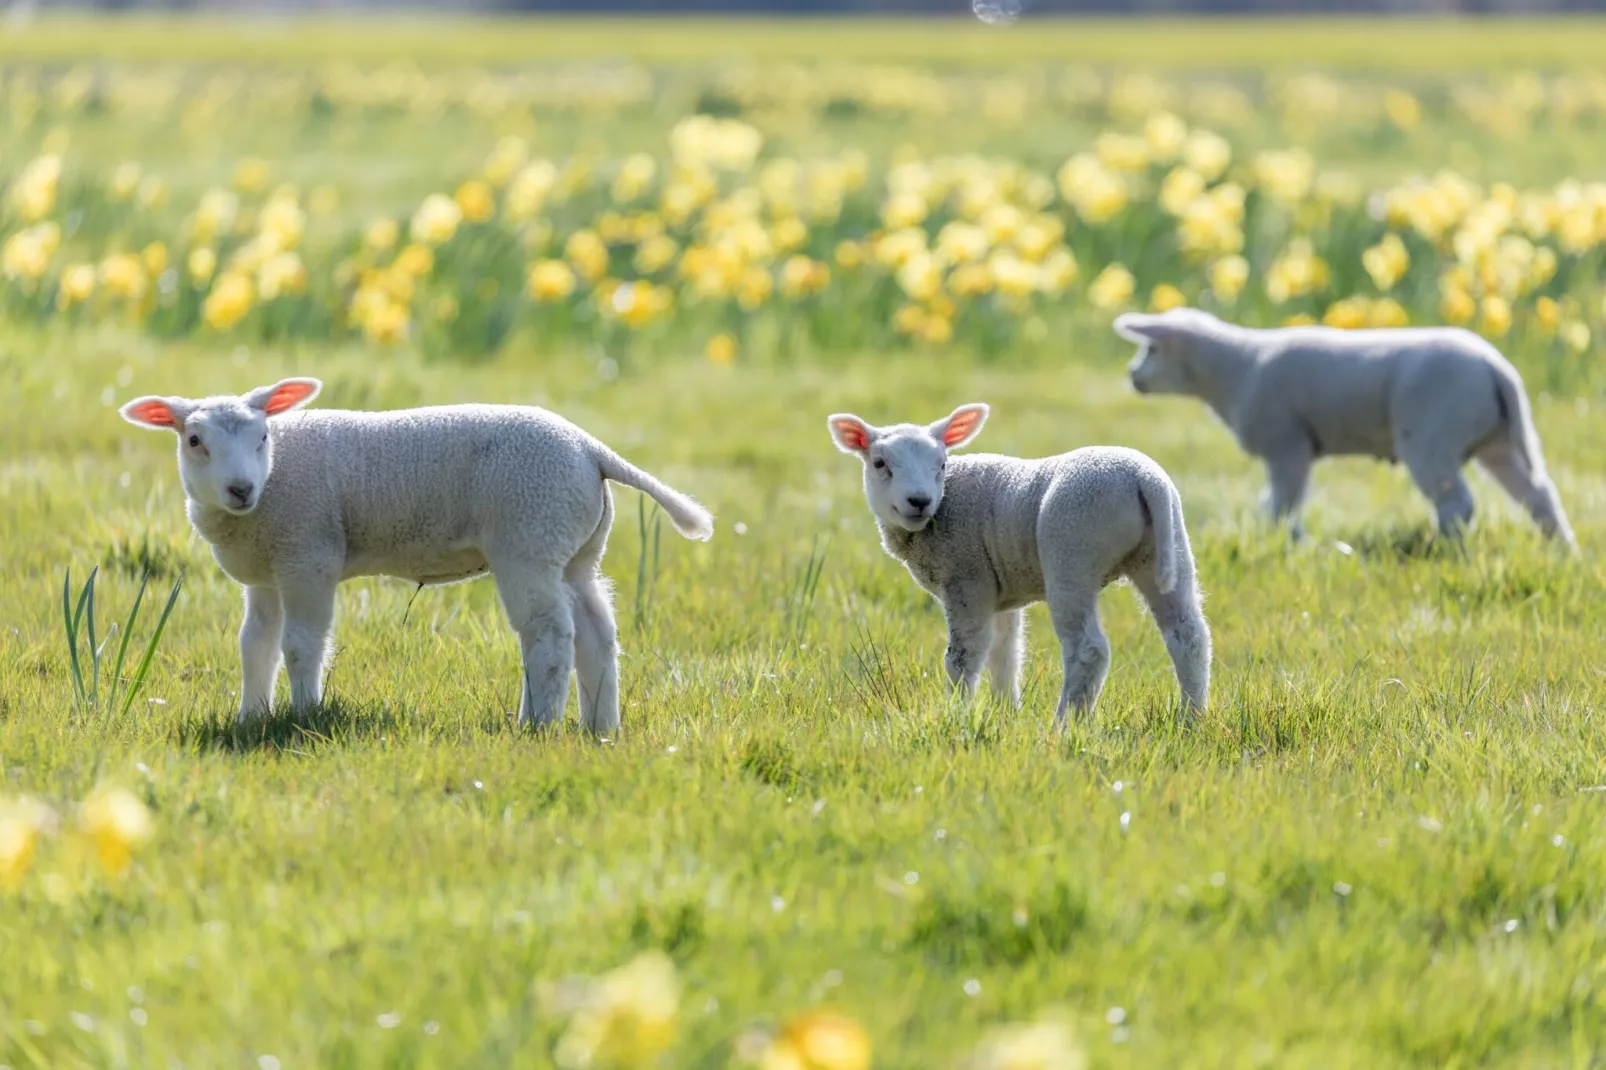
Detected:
[{"left": 27, "top": 0, "right": 1606, "bottom": 13}]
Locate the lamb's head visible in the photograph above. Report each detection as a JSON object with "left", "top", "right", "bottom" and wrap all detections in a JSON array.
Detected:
[
  {"left": 1114, "top": 307, "right": 1222, "bottom": 396},
  {"left": 120, "top": 378, "right": 321, "bottom": 515},
  {"left": 827, "top": 403, "right": 988, "bottom": 532}
]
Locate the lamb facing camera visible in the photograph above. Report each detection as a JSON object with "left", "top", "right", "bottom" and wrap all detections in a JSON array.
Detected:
[
  {"left": 829, "top": 403, "right": 1210, "bottom": 723},
  {"left": 1116, "top": 307, "right": 1575, "bottom": 548},
  {"left": 120, "top": 378, "right": 713, "bottom": 733}
]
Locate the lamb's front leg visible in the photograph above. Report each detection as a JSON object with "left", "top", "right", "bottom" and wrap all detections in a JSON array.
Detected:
[
  {"left": 941, "top": 585, "right": 995, "bottom": 699},
  {"left": 984, "top": 609, "right": 1025, "bottom": 707},
  {"left": 1261, "top": 443, "right": 1313, "bottom": 539},
  {"left": 277, "top": 572, "right": 338, "bottom": 712},
  {"left": 237, "top": 585, "right": 284, "bottom": 721}
]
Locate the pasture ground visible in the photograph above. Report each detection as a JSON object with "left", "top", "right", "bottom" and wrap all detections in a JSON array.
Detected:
[{"left": 4, "top": 16, "right": 1606, "bottom": 1069}]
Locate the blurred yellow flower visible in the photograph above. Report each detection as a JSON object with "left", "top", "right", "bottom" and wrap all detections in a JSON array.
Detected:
[
  {"left": 411, "top": 193, "right": 463, "bottom": 246},
  {"left": 1561, "top": 320, "right": 1591, "bottom": 353},
  {"left": 772, "top": 216, "right": 809, "bottom": 253},
  {"left": 1057, "top": 155, "right": 1127, "bottom": 225},
  {"left": 706, "top": 332, "right": 738, "bottom": 365},
  {"left": 893, "top": 303, "right": 928, "bottom": 337},
  {"left": 142, "top": 241, "right": 169, "bottom": 277},
  {"left": 565, "top": 230, "right": 610, "bottom": 282},
  {"left": 1480, "top": 294, "right": 1512, "bottom": 337},
  {"left": 670, "top": 114, "right": 763, "bottom": 172},
  {"left": 1209, "top": 255, "right": 1250, "bottom": 303},
  {"left": 507, "top": 160, "right": 558, "bottom": 220},
  {"left": 1283, "top": 313, "right": 1317, "bottom": 326},
  {"left": 758, "top": 1011, "right": 872, "bottom": 1070},
  {"left": 193, "top": 188, "right": 239, "bottom": 244},
  {"left": 555, "top": 950, "right": 680, "bottom": 1069},
  {"left": 1094, "top": 132, "right": 1150, "bottom": 174},
  {"left": 1159, "top": 167, "right": 1207, "bottom": 216},
  {"left": 528, "top": 259, "right": 577, "bottom": 301},
  {"left": 364, "top": 217, "right": 400, "bottom": 255},
  {"left": 58, "top": 263, "right": 96, "bottom": 308},
  {"left": 483, "top": 135, "right": 528, "bottom": 188},
  {"left": 1145, "top": 111, "right": 1188, "bottom": 161},
  {"left": 1, "top": 796, "right": 57, "bottom": 889},
  {"left": 633, "top": 234, "right": 679, "bottom": 276},
  {"left": 1182, "top": 130, "right": 1232, "bottom": 181},
  {"left": 1362, "top": 233, "right": 1410, "bottom": 292},
  {"left": 2, "top": 222, "right": 60, "bottom": 281},
  {"left": 882, "top": 191, "right": 929, "bottom": 229},
  {"left": 1534, "top": 296, "right": 1561, "bottom": 333},
  {"left": 780, "top": 256, "right": 830, "bottom": 299},
  {"left": 834, "top": 241, "right": 866, "bottom": 271},
  {"left": 259, "top": 252, "right": 307, "bottom": 301},
  {"left": 78, "top": 785, "right": 153, "bottom": 876},
  {"left": 395, "top": 243, "right": 434, "bottom": 278},
  {"left": 203, "top": 272, "right": 255, "bottom": 331},
  {"left": 100, "top": 253, "right": 147, "bottom": 301},
  {"left": 1384, "top": 89, "right": 1422, "bottom": 131},
  {"left": 1265, "top": 238, "right": 1329, "bottom": 304},
  {"left": 188, "top": 247, "right": 217, "bottom": 285},
  {"left": 109, "top": 161, "right": 142, "bottom": 203},
  {"left": 233, "top": 156, "right": 269, "bottom": 193},
  {"left": 964, "top": 1019, "right": 1086, "bottom": 1070},
  {"left": 309, "top": 185, "right": 340, "bottom": 217},
  {"left": 1253, "top": 148, "right": 1315, "bottom": 206},
  {"left": 897, "top": 252, "right": 943, "bottom": 303},
  {"left": 138, "top": 176, "right": 170, "bottom": 211},
  {"left": 455, "top": 179, "right": 496, "bottom": 224},
  {"left": 259, "top": 194, "right": 306, "bottom": 253},
  {"left": 1440, "top": 281, "right": 1476, "bottom": 325},
  {"left": 612, "top": 153, "right": 657, "bottom": 204},
  {"left": 737, "top": 265, "right": 774, "bottom": 311},
  {"left": 10, "top": 154, "right": 62, "bottom": 221},
  {"left": 432, "top": 294, "right": 460, "bottom": 322},
  {"left": 1150, "top": 283, "right": 1186, "bottom": 312},
  {"left": 1089, "top": 263, "right": 1135, "bottom": 310},
  {"left": 362, "top": 300, "right": 410, "bottom": 345}
]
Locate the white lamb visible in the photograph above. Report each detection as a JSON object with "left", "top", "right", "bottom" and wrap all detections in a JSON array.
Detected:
[
  {"left": 119, "top": 378, "right": 713, "bottom": 732},
  {"left": 1116, "top": 307, "right": 1575, "bottom": 548},
  {"left": 828, "top": 403, "right": 1210, "bottom": 722}
]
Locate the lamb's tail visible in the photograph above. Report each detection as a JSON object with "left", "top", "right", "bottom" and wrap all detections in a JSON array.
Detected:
[
  {"left": 596, "top": 450, "right": 715, "bottom": 541},
  {"left": 1136, "top": 467, "right": 1183, "bottom": 595},
  {"left": 1491, "top": 361, "right": 1546, "bottom": 479}
]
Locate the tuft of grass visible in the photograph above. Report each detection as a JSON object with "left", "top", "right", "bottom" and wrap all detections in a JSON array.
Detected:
[{"left": 61, "top": 564, "right": 185, "bottom": 718}]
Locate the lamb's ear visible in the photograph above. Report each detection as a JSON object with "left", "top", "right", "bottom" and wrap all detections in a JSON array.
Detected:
[
  {"left": 245, "top": 378, "right": 322, "bottom": 416},
  {"left": 1113, "top": 312, "right": 1162, "bottom": 343},
  {"left": 828, "top": 413, "right": 878, "bottom": 455},
  {"left": 119, "top": 396, "right": 192, "bottom": 432},
  {"left": 931, "top": 403, "right": 988, "bottom": 450}
]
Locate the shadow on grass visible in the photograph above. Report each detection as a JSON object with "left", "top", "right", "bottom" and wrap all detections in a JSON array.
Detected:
[
  {"left": 172, "top": 698, "right": 412, "bottom": 754},
  {"left": 1327, "top": 523, "right": 1452, "bottom": 562}
]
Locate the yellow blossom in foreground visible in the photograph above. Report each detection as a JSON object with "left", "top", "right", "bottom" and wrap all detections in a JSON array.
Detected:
[
  {"left": 1, "top": 796, "right": 58, "bottom": 888},
  {"left": 78, "top": 786, "right": 153, "bottom": 876},
  {"left": 555, "top": 951, "right": 680, "bottom": 1069},
  {"left": 59, "top": 263, "right": 96, "bottom": 307},
  {"left": 10, "top": 154, "right": 62, "bottom": 221},
  {"left": 203, "top": 272, "right": 255, "bottom": 331},
  {"left": 706, "top": 332, "right": 737, "bottom": 365},
  {"left": 758, "top": 1011, "right": 871, "bottom": 1070},
  {"left": 1089, "top": 263, "right": 1135, "bottom": 310},
  {"left": 528, "top": 259, "right": 577, "bottom": 301},
  {"left": 455, "top": 179, "right": 496, "bottom": 224},
  {"left": 964, "top": 1019, "right": 1086, "bottom": 1070},
  {"left": 188, "top": 247, "right": 217, "bottom": 285},
  {"left": 1150, "top": 283, "right": 1186, "bottom": 312},
  {"left": 410, "top": 193, "right": 463, "bottom": 246},
  {"left": 1362, "top": 233, "right": 1410, "bottom": 292},
  {"left": 2, "top": 222, "right": 61, "bottom": 281}
]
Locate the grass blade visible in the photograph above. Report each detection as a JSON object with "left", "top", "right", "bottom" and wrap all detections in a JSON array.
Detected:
[
  {"left": 120, "top": 569, "right": 185, "bottom": 719},
  {"left": 62, "top": 568, "right": 87, "bottom": 707},
  {"left": 109, "top": 568, "right": 153, "bottom": 717},
  {"left": 85, "top": 565, "right": 101, "bottom": 709}
]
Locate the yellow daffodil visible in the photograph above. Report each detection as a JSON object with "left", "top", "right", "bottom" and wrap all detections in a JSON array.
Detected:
[
  {"left": 706, "top": 332, "right": 738, "bottom": 365},
  {"left": 758, "top": 1011, "right": 871, "bottom": 1070},
  {"left": 554, "top": 951, "right": 680, "bottom": 1069},
  {"left": 1, "top": 796, "right": 58, "bottom": 889},
  {"left": 1089, "top": 263, "right": 1136, "bottom": 310},
  {"left": 78, "top": 785, "right": 154, "bottom": 876},
  {"left": 410, "top": 193, "right": 463, "bottom": 246},
  {"left": 203, "top": 272, "right": 255, "bottom": 331},
  {"left": 528, "top": 259, "right": 576, "bottom": 301}
]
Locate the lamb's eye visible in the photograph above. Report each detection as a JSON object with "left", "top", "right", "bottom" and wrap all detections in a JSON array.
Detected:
[
  {"left": 872, "top": 458, "right": 886, "bottom": 470},
  {"left": 187, "top": 434, "right": 200, "bottom": 448}
]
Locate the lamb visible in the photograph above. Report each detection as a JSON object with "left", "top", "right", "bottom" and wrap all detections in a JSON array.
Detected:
[
  {"left": 828, "top": 403, "right": 1210, "bottom": 723},
  {"left": 119, "top": 378, "right": 713, "bottom": 733},
  {"left": 1116, "top": 307, "right": 1575, "bottom": 548}
]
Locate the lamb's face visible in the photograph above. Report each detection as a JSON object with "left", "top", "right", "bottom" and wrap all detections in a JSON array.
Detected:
[
  {"left": 827, "top": 404, "right": 989, "bottom": 534},
  {"left": 1125, "top": 339, "right": 1194, "bottom": 395},
  {"left": 120, "top": 377, "right": 322, "bottom": 517},
  {"left": 1115, "top": 309, "right": 1212, "bottom": 397},
  {"left": 178, "top": 402, "right": 273, "bottom": 515}
]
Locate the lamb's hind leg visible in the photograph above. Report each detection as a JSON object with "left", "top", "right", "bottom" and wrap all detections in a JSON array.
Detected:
[
  {"left": 984, "top": 609, "right": 1024, "bottom": 708},
  {"left": 1046, "top": 582, "right": 1109, "bottom": 726},
  {"left": 1130, "top": 568, "right": 1211, "bottom": 714},
  {"left": 1476, "top": 441, "right": 1577, "bottom": 548},
  {"left": 566, "top": 489, "right": 619, "bottom": 736},
  {"left": 491, "top": 558, "right": 576, "bottom": 730},
  {"left": 1401, "top": 444, "right": 1475, "bottom": 540}
]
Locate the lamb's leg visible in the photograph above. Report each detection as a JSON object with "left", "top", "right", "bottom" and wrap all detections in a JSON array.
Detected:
[
  {"left": 1402, "top": 448, "right": 1475, "bottom": 539},
  {"left": 1476, "top": 442, "right": 1576, "bottom": 547},
  {"left": 1047, "top": 585, "right": 1109, "bottom": 726},
  {"left": 568, "top": 574, "right": 619, "bottom": 736},
  {"left": 494, "top": 563, "right": 576, "bottom": 730},
  {"left": 278, "top": 575, "right": 337, "bottom": 712},
  {"left": 984, "top": 609, "right": 1024, "bottom": 707},
  {"left": 1130, "top": 569, "right": 1211, "bottom": 715},
  {"left": 941, "top": 588, "right": 995, "bottom": 699},
  {"left": 237, "top": 585, "right": 283, "bottom": 721},
  {"left": 1262, "top": 447, "right": 1313, "bottom": 539}
]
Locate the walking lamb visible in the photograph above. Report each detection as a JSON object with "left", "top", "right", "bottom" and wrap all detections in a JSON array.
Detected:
[
  {"left": 828, "top": 403, "right": 1210, "bottom": 722},
  {"left": 120, "top": 378, "right": 713, "bottom": 732},
  {"left": 1116, "top": 307, "right": 1575, "bottom": 547}
]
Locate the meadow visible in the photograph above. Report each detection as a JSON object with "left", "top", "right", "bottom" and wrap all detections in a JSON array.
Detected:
[{"left": 4, "top": 15, "right": 1606, "bottom": 1069}]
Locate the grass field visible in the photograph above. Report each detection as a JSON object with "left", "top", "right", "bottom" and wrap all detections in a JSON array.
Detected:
[{"left": 5, "top": 16, "right": 1606, "bottom": 1069}]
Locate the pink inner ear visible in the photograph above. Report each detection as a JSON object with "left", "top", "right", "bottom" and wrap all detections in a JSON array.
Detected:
[
  {"left": 835, "top": 420, "right": 870, "bottom": 452},
  {"left": 263, "top": 381, "right": 317, "bottom": 415},
  {"left": 126, "top": 399, "right": 177, "bottom": 428},
  {"left": 943, "top": 411, "right": 981, "bottom": 446}
]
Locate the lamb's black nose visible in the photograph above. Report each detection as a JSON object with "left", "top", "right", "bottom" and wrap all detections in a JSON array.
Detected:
[
  {"left": 906, "top": 493, "right": 932, "bottom": 512},
  {"left": 227, "top": 481, "right": 255, "bottom": 505}
]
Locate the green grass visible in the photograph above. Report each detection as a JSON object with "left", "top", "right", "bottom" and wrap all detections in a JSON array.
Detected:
[{"left": 7, "top": 16, "right": 1606, "bottom": 1069}]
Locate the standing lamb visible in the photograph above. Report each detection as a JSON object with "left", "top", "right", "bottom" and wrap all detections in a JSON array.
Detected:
[
  {"left": 1116, "top": 307, "right": 1575, "bottom": 548},
  {"left": 120, "top": 378, "right": 713, "bottom": 732},
  {"left": 828, "top": 403, "right": 1210, "bottom": 722}
]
